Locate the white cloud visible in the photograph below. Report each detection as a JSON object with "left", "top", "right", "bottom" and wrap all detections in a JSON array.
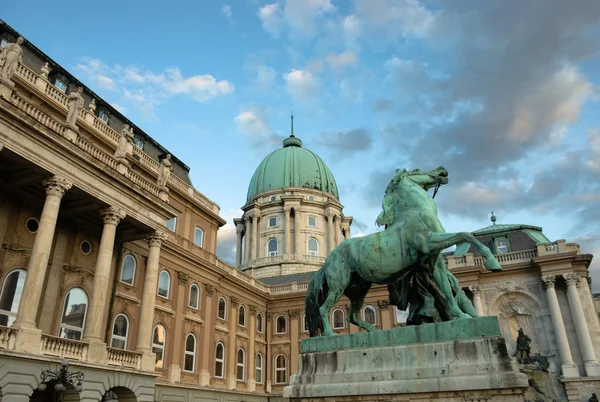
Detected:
[
  {"left": 222, "top": 5, "right": 234, "bottom": 23},
  {"left": 255, "top": 65, "right": 277, "bottom": 89},
  {"left": 354, "top": 0, "right": 438, "bottom": 39},
  {"left": 258, "top": 3, "right": 283, "bottom": 37},
  {"left": 283, "top": 69, "right": 320, "bottom": 100},
  {"left": 110, "top": 102, "right": 126, "bottom": 114},
  {"left": 326, "top": 51, "right": 358, "bottom": 70},
  {"left": 162, "top": 68, "right": 234, "bottom": 102},
  {"left": 234, "top": 108, "right": 271, "bottom": 137},
  {"left": 341, "top": 15, "right": 361, "bottom": 42},
  {"left": 587, "top": 129, "right": 600, "bottom": 173},
  {"left": 73, "top": 58, "right": 116, "bottom": 91},
  {"left": 216, "top": 209, "right": 244, "bottom": 265},
  {"left": 258, "top": 0, "right": 336, "bottom": 38}
]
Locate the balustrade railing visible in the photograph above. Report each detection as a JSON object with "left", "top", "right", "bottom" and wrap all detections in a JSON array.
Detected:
[
  {"left": 10, "top": 91, "right": 66, "bottom": 135},
  {"left": 106, "top": 348, "right": 142, "bottom": 369},
  {"left": 40, "top": 335, "right": 88, "bottom": 360}
]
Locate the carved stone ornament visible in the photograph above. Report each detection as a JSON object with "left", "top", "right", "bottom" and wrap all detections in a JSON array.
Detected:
[
  {"left": 0, "top": 36, "right": 24, "bottom": 81},
  {"left": 178, "top": 271, "right": 189, "bottom": 285},
  {"left": 377, "top": 299, "right": 391, "bottom": 309},
  {"left": 65, "top": 87, "right": 84, "bottom": 128},
  {"left": 88, "top": 98, "right": 96, "bottom": 113},
  {"left": 563, "top": 273, "right": 580, "bottom": 287},
  {"left": 157, "top": 154, "right": 173, "bottom": 190},
  {"left": 266, "top": 312, "right": 272, "bottom": 320},
  {"left": 289, "top": 309, "right": 300, "bottom": 318},
  {"left": 147, "top": 231, "right": 166, "bottom": 248},
  {"left": 100, "top": 206, "right": 126, "bottom": 226},
  {"left": 42, "top": 176, "right": 73, "bottom": 198},
  {"left": 497, "top": 280, "right": 524, "bottom": 292},
  {"left": 498, "top": 299, "right": 532, "bottom": 318},
  {"left": 483, "top": 288, "right": 497, "bottom": 306},
  {"left": 526, "top": 283, "right": 543, "bottom": 300},
  {"left": 249, "top": 305, "right": 257, "bottom": 315},
  {"left": 469, "top": 285, "right": 481, "bottom": 296},
  {"left": 231, "top": 296, "right": 239, "bottom": 307},
  {"left": 205, "top": 283, "right": 214, "bottom": 295},
  {"left": 541, "top": 275, "right": 556, "bottom": 289}
]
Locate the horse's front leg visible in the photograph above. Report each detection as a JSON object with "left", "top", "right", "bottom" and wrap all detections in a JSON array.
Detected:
[{"left": 425, "top": 232, "right": 502, "bottom": 272}]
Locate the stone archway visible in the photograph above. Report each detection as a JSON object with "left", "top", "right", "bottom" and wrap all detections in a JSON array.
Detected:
[
  {"left": 29, "top": 382, "right": 81, "bottom": 402},
  {"left": 101, "top": 387, "right": 137, "bottom": 402},
  {"left": 491, "top": 292, "right": 541, "bottom": 356}
]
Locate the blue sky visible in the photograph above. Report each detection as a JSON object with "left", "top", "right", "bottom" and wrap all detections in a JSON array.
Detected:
[{"left": 4, "top": 1, "right": 600, "bottom": 286}]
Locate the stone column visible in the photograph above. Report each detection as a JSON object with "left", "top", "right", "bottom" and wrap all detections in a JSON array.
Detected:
[
  {"left": 295, "top": 208, "right": 302, "bottom": 256},
  {"left": 284, "top": 207, "right": 291, "bottom": 255},
  {"left": 137, "top": 231, "right": 165, "bottom": 371},
  {"left": 252, "top": 214, "right": 260, "bottom": 261},
  {"left": 235, "top": 224, "right": 243, "bottom": 267},
  {"left": 227, "top": 297, "right": 239, "bottom": 389},
  {"left": 289, "top": 310, "right": 300, "bottom": 377},
  {"left": 84, "top": 207, "right": 126, "bottom": 361},
  {"left": 265, "top": 312, "right": 273, "bottom": 393},
  {"left": 336, "top": 215, "right": 343, "bottom": 246},
  {"left": 14, "top": 176, "right": 72, "bottom": 353},
  {"left": 244, "top": 218, "right": 251, "bottom": 264},
  {"left": 247, "top": 305, "right": 257, "bottom": 392},
  {"left": 378, "top": 300, "right": 392, "bottom": 330},
  {"left": 199, "top": 284, "right": 214, "bottom": 386},
  {"left": 326, "top": 213, "right": 334, "bottom": 253},
  {"left": 168, "top": 272, "right": 188, "bottom": 383},
  {"left": 563, "top": 273, "right": 600, "bottom": 376},
  {"left": 542, "top": 276, "right": 579, "bottom": 378},
  {"left": 470, "top": 285, "right": 485, "bottom": 316}
]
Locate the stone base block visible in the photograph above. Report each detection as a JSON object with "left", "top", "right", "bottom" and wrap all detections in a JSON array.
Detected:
[
  {"left": 284, "top": 317, "right": 528, "bottom": 401},
  {"left": 140, "top": 351, "right": 157, "bottom": 372},
  {"left": 168, "top": 364, "right": 181, "bottom": 383},
  {"left": 116, "top": 162, "right": 129, "bottom": 175},
  {"left": 561, "top": 362, "right": 580, "bottom": 378},
  {"left": 64, "top": 126, "right": 78, "bottom": 143},
  {"left": 12, "top": 326, "right": 42, "bottom": 354},
  {"left": 199, "top": 369, "right": 211, "bottom": 386},
  {"left": 86, "top": 340, "right": 108, "bottom": 364},
  {"left": 584, "top": 360, "right": 600, "bottom": 377},
  {"left": 562, "top": 377, "right": 600, "bottom": 402},
  {"left": 0, "top": 77, "right": 15, "bottom": 99}
]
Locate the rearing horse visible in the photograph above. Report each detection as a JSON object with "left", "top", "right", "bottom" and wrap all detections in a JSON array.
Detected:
[{"left": 305, "top": 166, "right": 502, "bottom": 336}]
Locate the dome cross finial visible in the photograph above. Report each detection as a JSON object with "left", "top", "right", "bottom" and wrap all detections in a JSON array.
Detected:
[
  {"left": 491, "top": 211, "right": 497, "bottom": 225},
  {"left": 290, "top": 111, "right": 295, "bottom": 138}
]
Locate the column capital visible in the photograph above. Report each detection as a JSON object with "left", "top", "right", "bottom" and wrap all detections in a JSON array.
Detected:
[
  {"left": 42, "top": 176, "right": 72, "bottom": 198},
  {"left": 377, "top": 299, "right": 391, "bottom": 309},
  {"left": 236, "top": 225, "right": 244, "bottom": 234},
  {"left": 147, "top": 231, "right": 166, "bottom": 247},
  {"left": 205, "top": 283, "right": 214, "bottom": 295},
  {"left": 249, "top": 305, "right": 257, "bottom": 315},
  {"left": 541, "top": 275, "right": 556, "bottom": 289},
  {"left": 563, "top": 273, "right": 580, "bottom": 287},
  {"left": 100, "top": 206, "right": 126, "bottom": 225},
  {"left": 469, "top": 285, "right": 481, "bottom": 296},
  {"left": 231, "top": 296, "right": 239, "bottom": 307},
  {"left": 288, "top": 309, "right": 300, "bottom": 318},
  {"left": 178, "top": 271, "right": 189, "bottom": 285}
]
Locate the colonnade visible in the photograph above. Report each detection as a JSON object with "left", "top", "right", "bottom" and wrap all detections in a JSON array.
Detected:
[{"left": 11, "top": 175, "right": 165, "bottom": 370}]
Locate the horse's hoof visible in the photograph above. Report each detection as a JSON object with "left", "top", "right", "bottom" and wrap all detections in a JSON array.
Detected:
[{"left": 484, "top": 259, "right": 502, "bottom": 272}]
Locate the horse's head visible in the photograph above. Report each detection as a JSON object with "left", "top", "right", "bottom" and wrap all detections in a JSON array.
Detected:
[{"left": 376, "top": 166, "right": 449, "bottom": 227}]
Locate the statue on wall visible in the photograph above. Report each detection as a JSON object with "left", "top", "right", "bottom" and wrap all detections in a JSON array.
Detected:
[
  {"left": 114, "top": 124, "right": 134, "bottom": 163},
  {"left": 515, "top": 328, "right": 532, "bottom": 360},
  {"left": 0, "top": 36, "right": 24, "bottom": 81},
  {"left": 65, "top": 87, "right": 84, "bottom": 128},
  {"left": 305, "top": 167, "right": 503, "bottom": 336},
  {"left": 157, "top": 154, "right": 173, "bottom": 189}
]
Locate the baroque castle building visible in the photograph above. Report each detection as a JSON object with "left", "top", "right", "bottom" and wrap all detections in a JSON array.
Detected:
[{"left": 0, "top": 20, "right": 599, "bottom": 402}]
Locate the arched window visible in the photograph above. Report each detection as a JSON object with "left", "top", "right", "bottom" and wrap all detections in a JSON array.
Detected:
[
  {"left": 111, "top": 314, "right": 129, "bottom": 349},
  {"left": 256, "top": 313, "right": 264, "bottom": 333},
  {"left": 307, "top": 195, "right": 315, "bottom": 201},
  {"left": 59, "top": 287, "right": 88, "bottom": 340},
  {"left": 218, "top": 297, "right": 227, "bottom": 320},
  {"left": 157, "top": 270, "right": 170, "bottom": 298},
  {"left": 238, "top": 305, "right": 246, "bottom": 327},
  {"left": 215, "top": 342, "right": 225, "bottom": 378},
  {"left": 0, "top": 269, "right": 26, "bottom": 326},
  {"left": 332, "top": 308, "right": 345, "bottom": 329},
  {"left": 184, "top": 333, "right": 196, "bottom": 372},
  {"left": 194, "top": 227, "right": 204, "bottom": 247},
  {"left": 275, "top": 354, "right": 287, "bottom": 384},
  {"left": 308, "top": 238, "right": 319, "bottom": 256},
  {"left": 363, "top": 305, "right": 377, "bottom": 325},
  {"left": 302, "top": 314, "right": 308, "bottom": 332},
  {"left": 255, "top": 353, "right": 263, "bottom": 384},
  {"left": 120, "top": 255, "right": 136, "bottom": 285},
  {"left": 236, "top": 348, "right": 245, "bottom": 381},
  {"left": 189, "top": 283, "right": 200, "bottom": 309},
  {"left": 270, "top": 195, "right": 277, "bottom": 201},
  {"left": 152, "top": 325, "right": 166, "bottom": 368},
  {"left": 268, "top": 239, "right": 278, "bottom": 257},
  {"left": 275, "top": 315, "right": 287, "bottom": 334}
]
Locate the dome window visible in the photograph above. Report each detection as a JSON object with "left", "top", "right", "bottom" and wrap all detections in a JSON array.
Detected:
[
  {"left": 308, "top": 238, "right": 319, "bottom": 256},
  {"left": 98, "top": 110, "right": 109, "bottom": 124},
  {"left": 270, "top": 195, "right": 277, "bottom": 202},
  {"left": 134, "top": 136, "right": 144, "bottom": 150},
  {"left": 308, "top": 216, "right": 317, "bottom": 227},
  {"left": 494, "top": 236, "right": 510, "bottom": 254},
  {"left": 268, "top": 217, "right": 277, "bottom": 228},
  {"left": 267, "top": 239, "right": 278, "bottom": 257},
  {"left": 307, "top": 195, "right": 315, "bottom": 201},
  {"left": 55, "top": 78, "right": 67, "bottom": 92}
]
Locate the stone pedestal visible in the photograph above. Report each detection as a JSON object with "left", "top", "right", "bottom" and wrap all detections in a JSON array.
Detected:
[
  {"left": 284, "top": 317, "right": 528, "bottom": 401},
  {"left": 64, "top": 126, "right": 78, "bottom": 143},
  {"left": 0, "top": 77, "right": 14, "bottom": 99}
]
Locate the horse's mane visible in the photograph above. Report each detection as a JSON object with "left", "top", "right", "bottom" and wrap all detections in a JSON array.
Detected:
[{"left": 376, "top": 169, "right": 407, "bottom": 227}]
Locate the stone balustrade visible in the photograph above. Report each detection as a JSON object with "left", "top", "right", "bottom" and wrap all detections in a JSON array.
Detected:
[
  {"left": 106, "top": 347, "right": 143, "bottom": 369},
  {"left": 11, "top": 62, "right": 220, "bottom": 213},
  {"left": 41, "top": 334, "right": 88, "bottom": 361},
  {"left": 0, "top": 326, "right": 15, "bottom": 349},
  {"left": 537, "top": 239, "right": 580, "bottom": 256},
  {"left": 448, "top": 249, "right": 537, "bottom": 269}
]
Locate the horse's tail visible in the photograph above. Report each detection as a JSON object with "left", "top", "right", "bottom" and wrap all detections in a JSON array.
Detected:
[{"left": 306, "top": 267, "right": 327, "bottom": 337}]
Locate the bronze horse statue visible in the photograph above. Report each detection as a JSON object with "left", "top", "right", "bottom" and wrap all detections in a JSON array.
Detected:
[{"left": 305, "top": 167, "right": 502, "bottom": 336}]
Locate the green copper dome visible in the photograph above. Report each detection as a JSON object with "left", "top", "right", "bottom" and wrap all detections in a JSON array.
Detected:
[{"left": 246, "top": 133, "right": 339, "bottom": 202}]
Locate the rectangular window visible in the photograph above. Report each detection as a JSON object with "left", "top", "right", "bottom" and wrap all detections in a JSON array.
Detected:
[
  {"left": 268, "top": 217, "right": 277, "bottom": 227},
  {"left": 166, "top": 217, "right": 177, "bottom": 232},
  {"left": 55, "top": 79, "right": 67, "bottom": 92},
  {"left": 495, "top": 237, "right": 509, "bottom": 254},
  {"left": 308, "top": 216, "right": 317, "bottom": 227},
  {"left": 98, "top": 111, "right": 109, "bottom": 123},
  {"left": 194, "top": 227, "right": 204, "bottom": 247}
]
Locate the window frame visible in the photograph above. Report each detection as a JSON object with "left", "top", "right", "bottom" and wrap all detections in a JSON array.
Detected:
[
  {"left": 189, "top": 283, "right": 200, "bottom": 310},
  {"left": 184, "top": 333, "right": 197, "bottom": 373},
  {"left": 157, "top": 270, "right": 171, "bottom": 299},
  {"left": 255, "top": 352, "right": 263, "bottom": 384},
  {"left": 307, "top": 238, "right": 319, "bottom": 256},
  {"left": 217, "top": 296, "right": 227, "bottom": 320},
  {"left": 307, "top": 195, "right": 315, "bottom": 201},
  {"left": 166, "top": 217, "right": 177, "bottom": 232},
  {"left": 55, "top": 78, "right": 67, "bottom": 92},
  {"left": 307, "top": 216, "right": 317, "bottom": 227},
  {"left": 274, "top": 354, "right": 288, "bottom": 385},
  {"left": 302, "top": 314, "right": 308, "bottom": 333},
  {"left": 268, "top": 216, "right": 277, "bottom": 228},
  {"left": 119, "top": 254, "right": 136, "bottom": 286},
  {"left": 110, "top": 313, "right": 129, "bottom": 350},
  {"left": 332, "top": 308, "right": 345, "bottom": 330},
  {"left": 236, "top": 348, "right": 245, "bottom": 382},
  {"left": 58, "top": 287, "right": 88, "bottom": 341},
  {"left": 0, "top": 268, "right": 26, "bottom": 327},
  {"left": 494, "top": 236, "right": 510, "bottom": 254},
  {"left": 238, "top": 305, "right": 246, "bottom": 327},
  {"left": 98, "top": 110, "right": 109, "bottom": 124},
  {"left": 270, "top": 195, "right": 277, "bottom": 202},
  {"left": 25, "top": 217, "right": 39, "bottom": 233},
  {"left": 194, "top": 227, "right": 204, "bottom": 248},
  {"left": 256, "top": 313, "right": 264, "bottom": 333},
  {"left": 267, "top": 238, "right": 278, "bottom": 257},
  {"left": 134, "top": 136, "right": 144, "bottom": 150},
  {"left": 362, "top": 305, "right": 377, "bottom": 326},
  {"left": 275, "top": 314, "right": 288, "bottom": 335},
  {"left": 152, "top": 324, "right": 166, "bottom": 368},
  {"left": 215, "top": 342, "right": 225, "bottom": 378}
]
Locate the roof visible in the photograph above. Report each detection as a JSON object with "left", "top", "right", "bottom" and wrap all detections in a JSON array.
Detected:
[
  {"left": 246, "top": 133, "right": 339, "bottom": 202},
  {"left": 454, "top": 222, "right": 550, "bottom": 256},
  {"left": 258, "top": 272, "right": 315, "bottom": 286},
  {"left": 472, "top": 223, "right": 545, "bottom": 236}
]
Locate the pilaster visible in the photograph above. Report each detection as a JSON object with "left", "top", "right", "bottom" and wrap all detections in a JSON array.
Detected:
[{"left": 199, "top": 283, "right": 214, "bottom": 386}]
